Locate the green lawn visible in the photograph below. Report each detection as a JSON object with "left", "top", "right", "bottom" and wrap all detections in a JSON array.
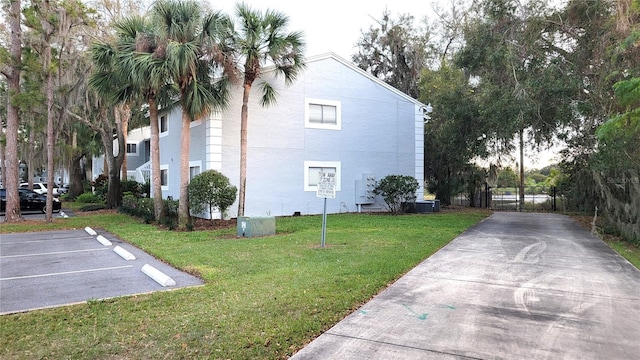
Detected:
[{"left": 1, "top": 209, "right": 489, "bottom": 359}]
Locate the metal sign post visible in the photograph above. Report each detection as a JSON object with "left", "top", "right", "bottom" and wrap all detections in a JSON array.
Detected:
[{"left": 317, "top": 172, "right": 336, "bottom": 248}]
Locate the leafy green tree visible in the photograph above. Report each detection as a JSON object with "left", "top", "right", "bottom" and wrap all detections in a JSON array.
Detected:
[
  {"left": 418, "top": 63, "right": 485, "bottom": 205},
  {"left": 456, "top": 0, "right": 580, "bottom": 210},
  {"left": 496, "top": 167, "right": 517, "bottom": 188},
  {"left": 230, "top": 3, "right": 305, "bottom": 217},
  {"left": 353, "top": 10, "right": 433, "bottom": 98},
  {"left": 374, "top": 175, "right": 419, "bottom": 214},
  {"left": 150, "top": 0, "right": 234, "bottom": 228},
  {"left": 188, "top": 170, "right": 237, "bottom": 221},
  {"left": 590, "top": 76, "right": 640, "bottom": 242},
  {"left": 25, "top": 0, "right": 95, "bottom": 221}
]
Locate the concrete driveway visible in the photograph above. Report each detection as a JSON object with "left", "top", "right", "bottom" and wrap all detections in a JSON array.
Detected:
[
  {"left": 0, "top": 228, "right": 203, "bottom": 314},
  {"left": 291, "top": 212, "right": 640, "bottom": 359}
]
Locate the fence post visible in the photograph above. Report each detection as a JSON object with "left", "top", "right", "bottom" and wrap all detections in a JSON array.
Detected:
[{"left": 552, "top": 186, "right": 557, "bottom": 211}]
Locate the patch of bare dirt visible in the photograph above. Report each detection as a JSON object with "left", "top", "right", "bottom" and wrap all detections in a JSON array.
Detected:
[{"left": 191, "top": 217, "right": 237, "bottom": 231}]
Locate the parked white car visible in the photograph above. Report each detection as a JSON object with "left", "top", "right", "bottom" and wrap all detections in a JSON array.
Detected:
[{"left": 20, "top": 182, "right": 60, "bottom": 196}]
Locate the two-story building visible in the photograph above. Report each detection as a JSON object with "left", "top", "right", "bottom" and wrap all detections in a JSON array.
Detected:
[{"left": 112, "top": 53, "right": 427, "bottom": 217}]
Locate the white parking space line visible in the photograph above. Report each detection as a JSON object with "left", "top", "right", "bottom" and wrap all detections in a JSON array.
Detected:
[
  {"left": 0, "top": 248, "right": 110, "bottom": 259},
  {"left": 0, "top": 265, "right": 134, "bottom": 281}
]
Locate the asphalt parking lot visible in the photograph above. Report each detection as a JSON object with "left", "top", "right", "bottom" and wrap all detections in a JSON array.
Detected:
[{"left": 0, "top": 226, "right": 203, "bottom": 314}]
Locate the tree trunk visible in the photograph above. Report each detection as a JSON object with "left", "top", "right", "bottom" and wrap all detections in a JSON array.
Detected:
[
  {"left": 0, "top": 130, "right": 5, "bottom": 188},
  {"left": 519, "top": 127, "right": 525, "bottom": 212},
  {"left": 4, "top": 0, "right": 23, "bottom": 222},
  {"left": 45, "top": 40, "right": 55, "bottom": 223},
  {"left": 99, "top": 106, "right": 126, "bottom": 209},
  {"left": 178, "top": 110, "right": 192, "bottom": 229},
  {"left": 237, "top": 83, "right": 251, "bottom": 217},
  {"left": 68, "top": 152, "right": 85, "bottom": 199},
  {"left": 121, "top": 111, "right": 129, "bottom": 181},
  {"left": 149, "top": 98, "right": 164, "bottom": 221},
  {"left": 27, "top": 123, "right": 35, "bottom": 185}
]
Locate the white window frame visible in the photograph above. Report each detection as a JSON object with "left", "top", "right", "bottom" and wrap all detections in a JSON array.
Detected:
[
  {"left": 126, "top": 143, "right": 138, "bottom": 155},
  {"left": 305, "top": 98, "right": 341, "bottom": 130},
  {"left": 304, "top": 161, "right": 341, "bottom": 192},
  {"left": 160, "top": 164, "right": 169, "bottom": 191},
  {"left": 190, "top": 118, "right": 203, "bottom": 128},
  {"left": 160, "top": 115, "right": 168, "bottom": 138}
]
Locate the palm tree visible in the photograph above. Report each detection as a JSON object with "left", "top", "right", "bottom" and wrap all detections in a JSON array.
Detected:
[
  {"left": 150, "top": 0, "right": 234, "bottom": 228},
  {"left": 117, "top": 15, "right": 176, "bottom": 222},
  {"left": 89, "top": 41, "right": 134, "bottom": 209},
  {"left": 231, "top": 3, "right": 305, "bottom": 216}
]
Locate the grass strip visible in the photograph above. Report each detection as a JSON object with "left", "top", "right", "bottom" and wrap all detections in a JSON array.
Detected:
[{"left": 3, "top": 209, "right": 488, "bottom": 359}]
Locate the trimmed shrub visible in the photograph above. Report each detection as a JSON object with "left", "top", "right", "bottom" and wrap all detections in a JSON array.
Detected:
[
  {"left": 188, "top": 170, "right": 237, "bottom": 221},
  {"left": 374, "top": 175, "right": 420, "bottom": 214},
  {"left": 76, "top": 192, "right": 102, "bottom": 204},
  {"left": 119, "top": 195, "right": 154, "bottom": 223}
]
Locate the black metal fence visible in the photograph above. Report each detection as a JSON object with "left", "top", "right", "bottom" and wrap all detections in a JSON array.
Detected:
[{"left": 452, "top": 185, "right": 563, "bottom": 212}]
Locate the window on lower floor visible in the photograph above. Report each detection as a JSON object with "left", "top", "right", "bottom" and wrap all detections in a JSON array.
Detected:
[
  {"left": 190, "top": 165, "right": 200, "bottom": 180},
  {"left": 304, "top": 161, "right": 341, "bottom": 191},
  {"left": 160, "top": 168, "right": 168, "bottom": 186}
]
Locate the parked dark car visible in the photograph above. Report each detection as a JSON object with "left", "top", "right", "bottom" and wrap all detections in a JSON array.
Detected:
[{"left": 0, "top": 188, "right": 62, "bottom": 214}]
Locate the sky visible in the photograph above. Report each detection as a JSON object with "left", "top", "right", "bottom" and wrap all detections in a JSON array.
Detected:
[
  {"left": 209, "top": 0, "right": 435, "bottom": 60},
  {"left": 208, "top": 0, "right": 561, "bottom": 169}
]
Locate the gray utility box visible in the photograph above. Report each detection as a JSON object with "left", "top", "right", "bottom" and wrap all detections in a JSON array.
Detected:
[
  {"left": 355, "top": 174, "right": 376, "bottom": 205},
  {"left": 237, "top": 216, "right": 276, "bottom": 238}
]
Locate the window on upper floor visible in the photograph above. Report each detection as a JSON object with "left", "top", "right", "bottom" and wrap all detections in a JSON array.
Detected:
[
  {"left": 126, "top": 143, "right": 137, "bottom": 155},
  {"left": 160, "top": 115, "right": 168, "bottom": 135},
  {"left": 305, "top": 98, "right": 341, "bottom": 130},
  {"left": 304, "top": 161, "right": 341, "bottom": 192}
]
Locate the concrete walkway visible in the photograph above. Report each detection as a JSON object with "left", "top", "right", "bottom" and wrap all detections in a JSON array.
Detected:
[{"left": 291, "top": 212, "right": 640, "bottom": 359}]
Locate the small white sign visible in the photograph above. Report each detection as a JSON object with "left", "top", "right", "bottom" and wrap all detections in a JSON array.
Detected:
[{"left": 316, "top": 172, "right": 336, "bottom": 199}]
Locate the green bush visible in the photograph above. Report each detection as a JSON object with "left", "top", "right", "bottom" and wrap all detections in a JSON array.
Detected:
[
  {"left": 92, "top": 174, "right": 108, "bottom": 200},
  {"left": 122, "top": 179, "right": 145, "bottom": 198},
  {"left": 76, "top": 192, "right": 102, "bottom": 204},
  {"left": 188, "top": 170, "right": 237, "bottom": 220},
  {"left": 119, "top": 195, "right": 154, "bottom": 223},
  {"left": 374, "top": 175, "right": 420, "bottom": 214},
  {"left": 162, "top": 198, "right": 179, "bottom": 229}
]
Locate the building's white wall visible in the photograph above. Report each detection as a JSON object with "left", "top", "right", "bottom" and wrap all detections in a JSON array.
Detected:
[{"left": 159, "top": 54, "right": 425, "bottom": 216}]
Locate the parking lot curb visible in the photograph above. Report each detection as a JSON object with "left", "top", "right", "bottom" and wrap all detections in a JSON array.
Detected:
[
  {"left": 96, "top": 235, "right": 112, "bottom": 246},
  {"left": 113, "top": 246, "right": 136, "bottom": 261},
  {"left": 141, "top": 264, "right": 176, "bottom": 287},
  {"left": 84, "top": 227, "right": 97, "bottom": 236}
]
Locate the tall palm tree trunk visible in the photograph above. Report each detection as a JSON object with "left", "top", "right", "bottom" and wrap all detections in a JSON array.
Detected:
[
  {"left": 238, "top": 83, "right": 251, "bottom": 217},
  {"left": 178, "top": 110, "right": 192, "bottom": 228},
  {"left": 149, "top": 99, "right": 164, "bottom": 221}
]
